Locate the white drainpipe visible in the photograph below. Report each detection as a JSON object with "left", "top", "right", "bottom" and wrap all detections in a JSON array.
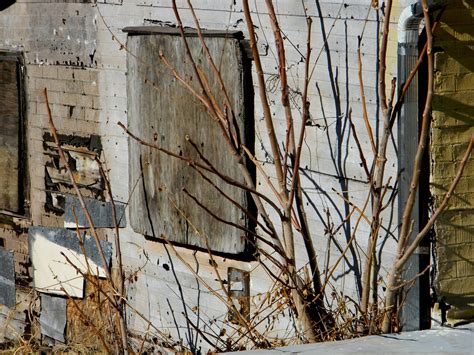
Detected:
[{"left": 397, "top": 3, "right": 424, "bottom": 332}]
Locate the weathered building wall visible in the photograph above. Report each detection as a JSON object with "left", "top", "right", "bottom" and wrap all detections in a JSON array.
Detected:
[
  {"left": 0, "top": 0, "right": 403, "bottom": 349},
  {"left": 431, "top": 0, "right": 474, "bottom": 324}
]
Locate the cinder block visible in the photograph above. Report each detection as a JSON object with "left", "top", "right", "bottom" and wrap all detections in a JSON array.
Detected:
[
  {"left": 92, "top": 96, "right": 103, "bottom": 110},
  {"left": 48, "top": 79, "right": 67, "bottom": 93},
  {"left": 439, "top": 23, "right": 474, "bottom": 42},
  {"left": 83, "top": 83, "right": 99, "bottom": 96},
  {"left": 72, "top": 68, "right": 91, "bottom": 81},
  {"left": 34, "top": 78, "right": 50, "bottom": 91},
  {"left": 453, "top": 227, "right": 474, "bottom": 244},
  {"left": 51, "top": 104, "right": 69, "bottom": 118},
  {"left": 27, "top": 101, "right": 37, "bottom": 115},
  {"left": 29, "top": 89, "right": 46, "bottom": 103},
  {"left": 435, "top": 73, "right": 456, "bottom": 93},
  {"left": 435, "top": 53, "right": 474, "bottom": 75},
  {"left": 70, "top": 106, "right": 85, "bottom": 120},
  {"left": 448, "top": 191, "right": 474, "bottom": 210},
  {"left": 435, "top": 174, "right": 473, "bottom": 197},
  {"left": 453, "top": 142, "right": 474, "bottom": 163},
  {"left": 430, "top": 144, "right": 454, "bottom": 162},
  {"left": 84, "top": 108, "right": 101, "bottom": 122},
  {"left": 65, "top": 80, "right": 84, "bottom": 94},
  {"left": 42, "top": 65, "right": 58, "bottom": 79},
  {"left": 440, "top": 9, "right": 474, "bottom": 24},
  {"left": 56, "top": 66, "right": 75, "bottom": 81},
  {"left": 439, "top": 276, "right": 474, "bottom": 303},
  {"left": 457, "top": 260, "right": 474, "bottom": 278},
  {"left": 432, "top": 161, "right": 456, "bottom": 177},
  {"left": 437, "top": 244, "right": 473, "bottom": 263},
  {"left": 431, "top": 108, "right": 473, "bottom": 128},
  {"left": 26, "top": 65, "right": 42, "bottom": 78},
  {"left": 431, "top": 126, "right": 472, "bottom": 145},
  {"left": 76, "top": 95, "right": 94, "bottom": 109},
  {"left": 437, "top": 261, "right": 457, "bottom": 281},
  {"left": 455, "top": 72, "right": 474, "bottom": 92}
]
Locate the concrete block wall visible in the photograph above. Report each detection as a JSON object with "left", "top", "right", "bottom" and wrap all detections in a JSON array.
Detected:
[
  {"left": 431, "top": 0, "right": 474, "bottom": 322},
  {"left": 0, "top": 0, "right": 403, "bottom": 349}
]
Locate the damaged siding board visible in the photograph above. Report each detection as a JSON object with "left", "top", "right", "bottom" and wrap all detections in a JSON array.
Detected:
[
  {"left": 0, "top": 247, "right": 15, "bottom": 308},
  {"left": 64, "top": 195, "right": 126, "bottom": 228},
  {"left": 39, "top": 294, "right": 67, "bottom": 343},
  {"left": 29, "top": 226, "right": 112, "bottom": 297},
  {"left": 127, "top": 30, "right": 253, "bottom": 255},
  {"left": 0, "top": 292, "right": 32, "bottom": 343},
  {"left": 0, "top": 55, "right": 24, "bottom": 215},
  {"left": 43, "top": 133, "right": 103, "bottom": 214}
]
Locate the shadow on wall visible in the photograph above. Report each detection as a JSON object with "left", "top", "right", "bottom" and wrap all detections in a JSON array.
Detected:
[{"left": 0, "top": 0, "right": 15, "bottom": 12}]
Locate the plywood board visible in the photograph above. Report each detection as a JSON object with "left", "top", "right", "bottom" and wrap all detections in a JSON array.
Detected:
[{"left": 127, "top": 33, "right": 251, "bottom": 254}]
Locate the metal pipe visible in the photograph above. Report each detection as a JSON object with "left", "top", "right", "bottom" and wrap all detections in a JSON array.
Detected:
[
  {"left": 397, "top": 3, "right": 424, "bottom": 332},
  {"left": 397, "top": 0, "right": 446, "bottom": 331}
]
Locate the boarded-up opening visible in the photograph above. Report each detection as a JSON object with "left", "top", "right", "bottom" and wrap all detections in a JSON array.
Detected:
[
  {"left": 125, "top": 28, "right": 254, "bottom": 256},
  {"left": 0, "top": 53, "right": 25, "bottom": 216}
]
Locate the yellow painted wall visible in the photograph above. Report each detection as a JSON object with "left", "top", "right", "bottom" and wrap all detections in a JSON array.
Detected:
[{"left": 431, "top": 0, "right": 474, "bottom": 323}]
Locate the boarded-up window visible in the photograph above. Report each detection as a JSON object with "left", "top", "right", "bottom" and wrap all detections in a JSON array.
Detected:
[
  {"left": 0, "top": 54, "right": 25, "bottom": 215},
  {"left": 125, "top": 28, "right": 254, "bottom": 255}
]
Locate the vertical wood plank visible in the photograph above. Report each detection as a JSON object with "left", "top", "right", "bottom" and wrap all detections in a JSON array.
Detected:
[{"left": 0, "top": 60, "right": 20, "bottom": 213}]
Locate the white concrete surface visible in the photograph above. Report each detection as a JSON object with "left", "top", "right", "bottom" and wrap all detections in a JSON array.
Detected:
[{"left": 229, "top": 323, "right": 474, "bottom": 354}]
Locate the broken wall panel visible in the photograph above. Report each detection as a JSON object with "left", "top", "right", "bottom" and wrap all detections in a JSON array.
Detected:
[
  {"left": 0, "top": 291, "right": 35, "bottom": 344},
  {"left": 1, "top": 229, "right": 31, "bottom": 308},
  {"left": 43, "top": 133, "right": 104, "bottom": 215},
  {"left": 64, "top": 195, "right": 126, "bottom": 229},
  {"left": 228, "top": 267, "right": 250, "bottom": 322},
  {"left": 0, "top": 247, "right": 15, "bottom": 308},
  {"left": 29, "top": 226, "right": 112, "bottom": 297},
  {"left": 39, "top": 294, "right": 67, "bottom": 343}
]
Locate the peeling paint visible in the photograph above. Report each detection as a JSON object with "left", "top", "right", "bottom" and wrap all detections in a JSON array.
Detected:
[
  {"left": 64, "top": 195, "right": 126, "bottom": 228},
  {"left": 29, "top": 226, "right": 111, "bottom": 298}
]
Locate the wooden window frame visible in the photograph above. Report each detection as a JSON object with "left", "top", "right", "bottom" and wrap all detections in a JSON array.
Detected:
[{"left": 0, "top": 51, "right": 29, "bottom": 222}]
